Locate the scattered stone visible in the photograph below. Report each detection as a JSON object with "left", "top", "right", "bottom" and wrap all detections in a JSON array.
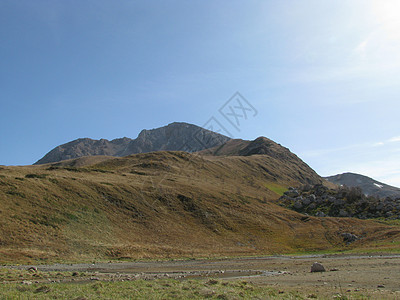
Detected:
[
  {"left": 72, "top": 272, "right": 79, "bottom": 276},
  {"left": 377, "top": 284, "right": 385, "bottom": 288},
  {"left": 27, "top": 266, "right": 38, "bottom": 273},
  {"left": 21, "top": 280, "right": 32, "bottom": 285},
  {"left": 311, "top": 262, "right": 326, "bottom": 273},
  {"left": 34, "top": 286, "right": 51, "bottom": 293},
  {"left": 206, "top": 279, "right": 219, "bottom": 285},
  {"left": 329, "top": 268, "right": 339, "bottom": 272}
]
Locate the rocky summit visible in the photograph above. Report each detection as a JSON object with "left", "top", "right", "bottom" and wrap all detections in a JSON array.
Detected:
[{"left": 34, "top": 122, "right": 231, "bottom": 165}]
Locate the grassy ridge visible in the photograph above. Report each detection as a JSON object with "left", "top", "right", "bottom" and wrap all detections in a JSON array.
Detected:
[{"left": 0, "top": 152, "right": 399, "bottom": 263}]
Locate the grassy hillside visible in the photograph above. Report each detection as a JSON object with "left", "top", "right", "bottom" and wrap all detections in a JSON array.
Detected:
[{"left": 0, "top": 151, "right": 399, "bottom": 263}]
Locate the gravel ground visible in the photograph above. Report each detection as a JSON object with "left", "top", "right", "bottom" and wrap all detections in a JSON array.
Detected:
[{"left": 8, "top": 254, "right": 400, "bottom": 298}]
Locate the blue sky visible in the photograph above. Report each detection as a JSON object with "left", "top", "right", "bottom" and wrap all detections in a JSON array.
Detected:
[{"left": 1, "top": 0, "right": 399, "bottom": 187}]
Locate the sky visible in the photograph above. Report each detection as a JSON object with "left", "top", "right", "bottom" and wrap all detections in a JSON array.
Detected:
[{"left": 0, "top": 0, "right": 399, "bottom": 187}]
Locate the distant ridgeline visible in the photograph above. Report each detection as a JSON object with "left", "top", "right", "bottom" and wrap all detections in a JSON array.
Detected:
[
  {"left": 278, "top": 184, "right": 400, "bottom": 220},
  {"left": 325, "top": 172, "right": 400, "bottom": 199}
]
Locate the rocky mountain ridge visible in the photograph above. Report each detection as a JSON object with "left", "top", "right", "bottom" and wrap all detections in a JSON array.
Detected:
[{"left": 35, "top": 122, "right": 231, "bottom": 165}]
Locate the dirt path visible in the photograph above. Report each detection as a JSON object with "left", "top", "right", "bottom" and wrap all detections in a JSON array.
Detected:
[{"left": 9, "top": 254, "right": 400, "bottom": 298}]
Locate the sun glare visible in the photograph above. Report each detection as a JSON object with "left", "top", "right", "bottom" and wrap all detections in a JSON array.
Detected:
[{"left": 372, "top": 0, "right": 400, "bottom": 40}]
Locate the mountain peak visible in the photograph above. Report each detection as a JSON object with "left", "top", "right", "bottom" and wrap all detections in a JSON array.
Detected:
[{"left": 34, "top": 122, "right": 231, "bottom": 164}]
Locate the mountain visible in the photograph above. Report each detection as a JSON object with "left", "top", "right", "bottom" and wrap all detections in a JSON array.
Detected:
[
  {"left": 34, "top": 137, "right": 133, "bottom": 165},
  {"left": 34, "top": 122, "right": 231, "bottom": 165},
  {"left": 325, "top": 172, "right": 400, "bottom": 199},
  {"left": 200, "top": 137, "right": 321, "bottom": 184},
  {"left": 1, "top": 137, "right": 399, "bottom": 263},
  {"left": 201, "top": 136, "right": 302, "bottom": 159}
]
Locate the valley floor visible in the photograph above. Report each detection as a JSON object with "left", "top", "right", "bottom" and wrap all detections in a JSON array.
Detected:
[{"left": 1, "top": 254, "right": 400, "bottom": 299}]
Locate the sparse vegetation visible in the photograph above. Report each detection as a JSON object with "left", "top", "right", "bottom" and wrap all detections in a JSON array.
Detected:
[
  {"left": 0, "top": 278, "right": 303, "bottom": 299},
  {"left": 265, "top": 182, "right": 287, "bottom": 196},
  {"left": 0, "top": 265, "right": 394, "bottom": 299},
  {"left": 0, "top": 151, "right": 399, "bottom": 264}
]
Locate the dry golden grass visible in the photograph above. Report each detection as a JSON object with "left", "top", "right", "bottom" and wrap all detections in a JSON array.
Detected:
[{"left": 0, "top": 151, "right": 399, "bottom": 264}]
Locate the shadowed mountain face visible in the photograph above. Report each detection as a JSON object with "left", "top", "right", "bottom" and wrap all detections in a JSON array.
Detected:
[
  {"left": 34, "top": 138, "right": 133, "bottom": 165},
  {"left": 34, "top": 122, "right": 231, "bottom": 165},
  {"left": 325, "top": 172, "right": 400, "bottom": 199}
]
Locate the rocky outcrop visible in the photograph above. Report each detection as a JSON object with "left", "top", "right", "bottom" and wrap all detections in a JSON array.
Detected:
[
  {"left": 278, "top": 185, "right": 400, "bottom": 219},
  {"left": 34, "top": 122, "right": 231, "bottom": 164},
  {"left": 341, "top": 233, "right": 359, "bottom": 244}
]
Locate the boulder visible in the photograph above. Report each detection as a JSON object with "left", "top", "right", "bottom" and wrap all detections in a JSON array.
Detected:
[
  {"left": 285, "top": 189, "right": 299, "bottom": 198},
  {"left": 341, "top": 233, "right": 359, "bottom": 244},
  {"left": 333, "top": 198, "right": 345, "bottom": 206},
  {"left": 311, "top": 262, "right": 326, "bottom": 273},
  {"left": 328, "top": 196, "right": 337, "bottom": 203},
  {"left": 302, "top": 198, "right": 311, "bottom": 206},
  {"left": 308, "top": 194, "right": 316, "bottom": 202},
  {"left": 293, "top": 201, "right": 303, "bottom": 210}
]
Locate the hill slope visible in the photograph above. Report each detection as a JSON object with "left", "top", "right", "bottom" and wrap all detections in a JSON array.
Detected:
[
  {"left": 35, "top": 122, "right": 230, "bottom": 165},
  {"left": 325, "top": 172, "right": 400, "bottom": 199},
  {"left": 1, "top": 138, "right": 399, "bottom": 263}
]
